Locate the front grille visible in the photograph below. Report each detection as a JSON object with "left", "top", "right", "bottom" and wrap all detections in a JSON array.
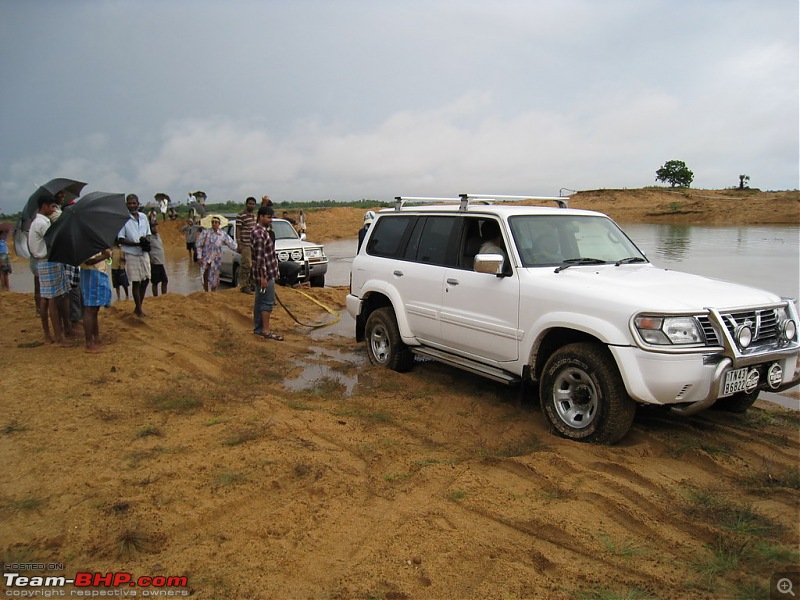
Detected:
[{"left": 697, "top": 308, "right": 781, "bottom": 347}]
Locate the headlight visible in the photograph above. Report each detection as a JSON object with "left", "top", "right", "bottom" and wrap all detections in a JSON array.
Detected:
[
  {"left": 290, "top": 249, "right": 303, "bottom": 261},
  {"left": 634, "top": 315, "right": 703, "bottom": 345},
  {"left": 276, "top": 250, "right": 290, "bottom": 261},
  {"left": 777, "top": 306, "right": 797, "bottom": 342},
  {"left": 306, "top": 248, "right": 322, "bottom": 259}
]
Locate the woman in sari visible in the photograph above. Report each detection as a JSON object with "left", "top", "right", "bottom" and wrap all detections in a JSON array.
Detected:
[{"left": 195, "top": 215, "right": 237, "bottom": 292}]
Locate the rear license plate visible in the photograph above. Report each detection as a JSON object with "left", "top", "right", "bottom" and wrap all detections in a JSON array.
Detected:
[{"left": 721, "top": 367, "right": 757, "bottom": 397}]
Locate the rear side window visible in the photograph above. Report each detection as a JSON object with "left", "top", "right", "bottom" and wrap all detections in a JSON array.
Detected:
[
  {"left": 404, "top": 216, "right": 459, "bottom": 266},
  {"left": 366, "top": 215, "right": 416, "bottom": 258}
]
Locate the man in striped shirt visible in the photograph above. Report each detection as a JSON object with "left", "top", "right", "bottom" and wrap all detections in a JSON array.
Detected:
[
  {"left": 251, "top": 206, "right": 283, "bottom": 341},
  {"left": 235, "top": 196, "right": 257, "bottom": 293}
]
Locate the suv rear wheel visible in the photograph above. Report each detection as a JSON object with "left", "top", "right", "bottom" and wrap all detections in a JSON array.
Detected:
[
  {"left": 539, "top": 343, "right": 636, "bottom": 444},
  {"left": 365, "top": 307, "right": 414, "bottom": 372}
]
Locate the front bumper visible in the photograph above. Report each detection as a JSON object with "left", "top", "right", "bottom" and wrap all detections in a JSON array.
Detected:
[{"left": 610, "top": 345, "right": 799, "bottom": 415}]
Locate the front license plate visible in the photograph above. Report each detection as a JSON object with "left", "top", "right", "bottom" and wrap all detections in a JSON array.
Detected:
[{"left": 721, "top": 367, "right": 756, "bottom": 397}]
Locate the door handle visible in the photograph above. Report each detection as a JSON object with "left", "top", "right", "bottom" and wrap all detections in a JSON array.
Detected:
[
  {"left": 446, "top": 278, "right": 459, "bottom": 286},
  {"left": 393, "top": 270, "right": 404, "bottom": 277}
]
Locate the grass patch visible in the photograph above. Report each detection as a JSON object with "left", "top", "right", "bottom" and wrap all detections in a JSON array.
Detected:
[
  {"left": 598, "top": 533, "right": 646, "bottom": 558},
  {"left": 213, "top": 469, "right": 246, "bottom": 486},
  {"left": 125, "top": 446, "right": 173, "bottom": 468},
  {"left": 115, "top": 529, "right": 155, "bottom": 556},
  {"left": 309, "top": 377, "right": 347, "bottom": 397},
  {"left": 284, "top": 400, "right": 316, "bottom": 411},
  {"left": 752, "top": 541, "right": 800, "bottom": 564},
  {"left": 668, "top": 436, "right": 730, "bottom": 458},
  {"left": 135, "top": 425, "right": 161, "bottom": 438},
  {"left": 741, "top": 465, "right": 800, "bottom": 493},
  {"left": 684, "top": 486, "right": 777, "bottom": 536},
  {"left": 335, "top": 406, "right": 394, "bottom": 424},
  {"left": 542, "top": 489, "right": 569, "bottom": 501},
  {"left": 148, "top": 393, "right": 202, "bottom": 413},
  {"left": 3, "top": 495, "right": 44, "bottom": 513},
  {"left": 491, "top": 436, "right": 547, "bottom": 458},
  {"left": 447, "top": 490, "right": 466, "bottom": 502},
  {"left": 211, "top": 324, "right": 242, "bottom": 355},
  {"left": 692, "top": 537, "right": 744, "bottom": 585},
  {"left": 575, "top": 588, "right": 656, "bottom": 600},
  {"left": 412, "top": 458, "right": 443, "bottom": 469},
  {"left": 222, "top": 426, "right": 262, "bottom": 447},
  {"left": 1, "top": 420, "right": 27, "bottom": 435},
  {"left": 384, "top": 471, "right": 411, "bottom": 482}
]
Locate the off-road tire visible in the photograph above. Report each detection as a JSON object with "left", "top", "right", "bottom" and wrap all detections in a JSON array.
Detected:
[
  {"left": 365, "top": 307, "right": 414, "bottom": 372},
  {"left": 539, "top": 342, "right": 636, "bottom": 444},
  {"left": 310, "top": 275, "right": 325, "bottom": 288},
  {"left": 712, "top": 390, "right": 759, "bottom": 413},
  {"left": 231, "top": 264, "right": 239, "bottom": 287}
]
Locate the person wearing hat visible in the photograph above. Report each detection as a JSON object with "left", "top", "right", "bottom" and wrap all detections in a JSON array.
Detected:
[
  {"left": 195, "top": 215, "right": 237, "bottom": 292},
  {"left": 357, "top": 210, "right": 376, "bottom": 252}
]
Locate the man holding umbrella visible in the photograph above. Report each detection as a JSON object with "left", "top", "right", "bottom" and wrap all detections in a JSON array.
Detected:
[{"left": 117, "top": 194, "right": 151, "bottom": 317}]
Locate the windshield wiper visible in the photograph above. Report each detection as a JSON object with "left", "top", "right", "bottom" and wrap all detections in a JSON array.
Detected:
[
  {"left": 554, "top": 258, "right": 608, "bottom": 273},
  {"left": 614, "top": 257, "right": 647, "bottom": 266}
]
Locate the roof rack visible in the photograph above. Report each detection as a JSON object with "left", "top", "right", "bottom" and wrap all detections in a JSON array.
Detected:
[
  {"left": 394, "top": 196, "right": 460, "bottom": 210},
  {"left": 393, "top": 194, "right": 570, "bottom": 212},
  {"left": 460, "top": 194, "right": 569, "bottom": 209}
]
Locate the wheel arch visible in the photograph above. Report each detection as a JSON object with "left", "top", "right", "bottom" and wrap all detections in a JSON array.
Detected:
[
  {"left": 527, "top": 327, "right": 610, "bottom": 384},
  {"left": 355, "top": 290, "right": 400, "bottom": 342}
]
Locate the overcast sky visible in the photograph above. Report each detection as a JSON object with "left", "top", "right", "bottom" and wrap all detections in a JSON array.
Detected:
[{"left": 0, "top": 0, "right": 797, "bottom": 213}]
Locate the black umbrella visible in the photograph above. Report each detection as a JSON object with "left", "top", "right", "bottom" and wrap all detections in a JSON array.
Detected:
[
  {"left": 44, "top": 192, "right": 129, "bottom": 266},
  {"left": 188, "top": 200, "right": 207, "bottom": 217},
  {"left": 20, "top": 178, "right": 87, "bottom": 229}
]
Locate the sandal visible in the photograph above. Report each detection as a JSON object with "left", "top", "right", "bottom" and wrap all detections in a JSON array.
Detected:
[{"left": 257, "top": 331, "right": 284, "bottom": 341}]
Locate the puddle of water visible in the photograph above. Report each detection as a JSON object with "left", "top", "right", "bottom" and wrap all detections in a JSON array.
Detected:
[
  {"left": 309, "top": 309, "right": 355, "bottom": 339},
  {"left": 758, "top": 390, "right": 800, "bottom": 411},
  {"left": 283, "top": 344, "right": 367, "bottom": 397}
]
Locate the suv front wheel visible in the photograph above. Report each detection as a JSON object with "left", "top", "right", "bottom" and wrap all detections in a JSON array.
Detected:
[
  {"left": 365, "top": 307, "right": 414, "bottom": 372},
  {"left": 539, "top": 343, "right": 636, "bottom": 444}
]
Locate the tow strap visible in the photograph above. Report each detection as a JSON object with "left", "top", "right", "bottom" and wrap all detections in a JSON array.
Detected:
[{"left": 275, "top": 288, "right": 341, "bottom": 329}]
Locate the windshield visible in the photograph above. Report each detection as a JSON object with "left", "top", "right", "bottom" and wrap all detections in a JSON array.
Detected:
[
  {"left": 508, "top": 215, "right": 647, "bottom": 267},
  {"left": 272, "top": 220, "right": 300, "bottom": 241}
]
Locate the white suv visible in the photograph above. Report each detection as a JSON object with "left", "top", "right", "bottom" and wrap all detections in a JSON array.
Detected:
[{"left": 347, "top": 194, "right": 799, "bottom": 443}]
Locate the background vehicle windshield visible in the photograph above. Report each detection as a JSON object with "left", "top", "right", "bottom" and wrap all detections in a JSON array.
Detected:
[
  {"left": 272, "top": 220, "right": 299, "bottom": 240},
  {"left": 509, "top": 215, "right": 647, "bottom": 267}
]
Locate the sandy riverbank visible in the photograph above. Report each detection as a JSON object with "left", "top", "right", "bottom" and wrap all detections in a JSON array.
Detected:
[{"left": 1, "top": 188, "right": 798, "bottom": 599}]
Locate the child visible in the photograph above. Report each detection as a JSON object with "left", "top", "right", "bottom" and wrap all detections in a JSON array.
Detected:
[
  {"left": 148, "top": 221, "right": 168, "bottom": 296},
  {"left": 110, "top": 243, "right": 129, "bottom": 300},
  {"left": 80, "top": 249, "right": 112, "bottom": 353},
  {"left": 0, "top": 227, "right": 11, "bottom": 291}
]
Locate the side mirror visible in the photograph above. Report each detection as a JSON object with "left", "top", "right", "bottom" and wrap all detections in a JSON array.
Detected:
[
  {"left": 299, "top": 233, "right": 307, "bottom": 241},
  {"left": 473, "top": 253, "right": 506, "bottom": 276}
]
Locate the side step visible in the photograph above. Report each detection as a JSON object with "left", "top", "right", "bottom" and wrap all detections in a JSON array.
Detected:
[{"left": 411, "top": 347, "right": 521, "bottom": 385}]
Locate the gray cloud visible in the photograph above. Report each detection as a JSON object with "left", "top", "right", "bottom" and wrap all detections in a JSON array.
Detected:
[{"left": 1, "top": 0, "right": 797, "bottom": 213}]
